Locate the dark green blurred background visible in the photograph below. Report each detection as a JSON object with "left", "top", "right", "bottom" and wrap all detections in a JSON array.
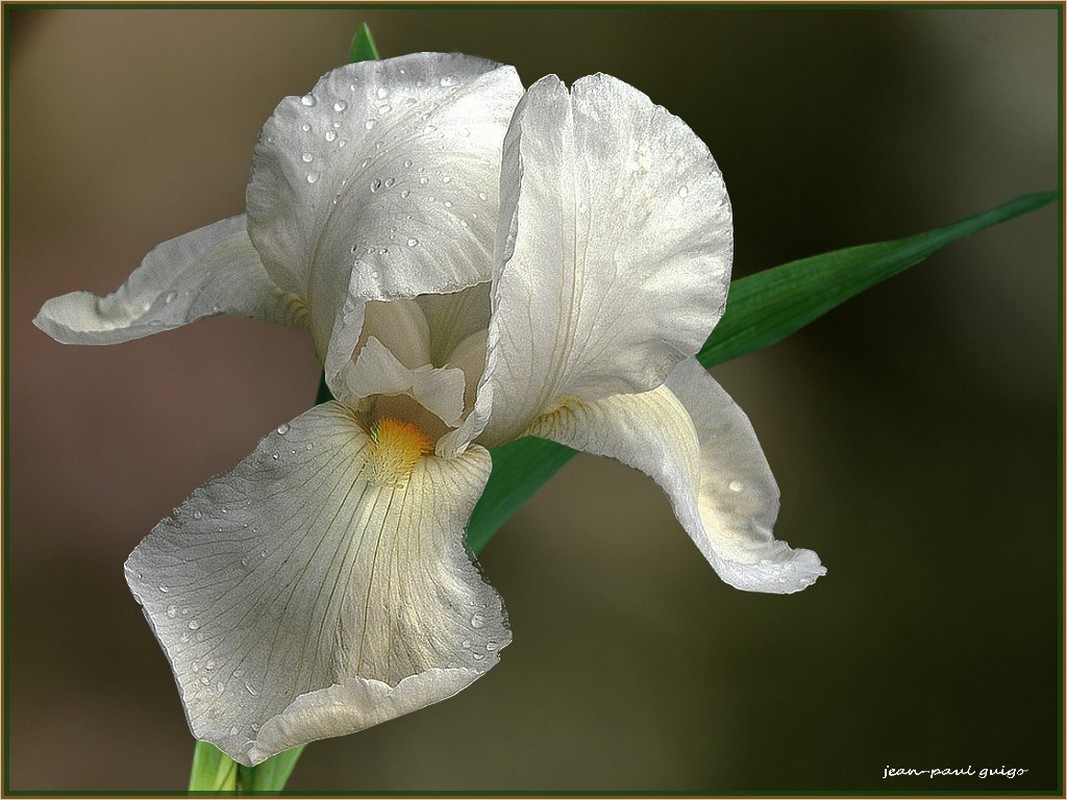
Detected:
[{"left": 7, "top": 6, "right": 1060, "bottom": 793}]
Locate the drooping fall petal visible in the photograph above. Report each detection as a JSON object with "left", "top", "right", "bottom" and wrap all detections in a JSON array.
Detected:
[
  {"left": 528, "top": 358, "right": 824, "bottom": 593},
  {"left": 125, "top": 402, "right": 509, "bottom": 765}
]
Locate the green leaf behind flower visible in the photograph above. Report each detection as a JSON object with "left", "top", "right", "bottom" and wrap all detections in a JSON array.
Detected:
[
  {"left": 696, "top": 190, "right": 1058, "bottom": 367},
  {"left": 465, "top": 190, "right": 1057, "bottom": 553},
  {"left": 349, "top": 22, "right": 380, "bottom": 64}
]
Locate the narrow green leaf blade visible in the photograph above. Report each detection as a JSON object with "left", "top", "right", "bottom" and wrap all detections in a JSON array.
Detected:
[
  {"left": 237, "top": 745, "right": 306, "bottom": 793},
  {"left": 349, "top": 22, "right": 380, "bottom": 63},
  {"left": 468, "top": 437, "right": 575, "bottom": 554},
  {"left": 468, "top": 191, "right": 1057, "bottom": 551},
  {"left": 188, "top": 740, "right": 237, "bottom": 792},
  {"left": 697, "top": 190, "right": 1057, "bottom": 368}
]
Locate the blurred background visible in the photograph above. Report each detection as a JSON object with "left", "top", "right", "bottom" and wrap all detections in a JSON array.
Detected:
[{"left": 7, "top": 7, "right": 1060, "bottom": 793}]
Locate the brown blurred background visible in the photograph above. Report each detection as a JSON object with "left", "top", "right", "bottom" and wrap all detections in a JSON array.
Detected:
[{"left": 7, "top": 7, "right": 1059, "bottom": 793}]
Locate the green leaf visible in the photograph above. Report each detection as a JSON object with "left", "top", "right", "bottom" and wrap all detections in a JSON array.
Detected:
[
  {"left": 696, "top": 190, "right": 1057, "bottom": 368},
  {"left": 468, "top": 191, "right": 1057, "bottom": 553},
  {"left": 467, "top": 436, "right": 575, "bottom": 554},
  {"left": 349, "top": 22, "right": 380, "bottom": 63},
  {"left": 237, "top": 745, "right": 306, "bottom": 794},
  {"left": 188, "top": 740, "right": 237, "bottom": 792}
]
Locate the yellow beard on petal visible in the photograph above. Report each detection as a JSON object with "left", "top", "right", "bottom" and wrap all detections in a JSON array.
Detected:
[{"left": 364, "top": 416, "right": 433, "bottom": 486}]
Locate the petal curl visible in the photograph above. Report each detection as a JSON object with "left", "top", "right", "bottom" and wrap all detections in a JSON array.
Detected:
[
  {"left": 349, "top": 337, "right": 466, "bottom": 426},
  {"left": 34, "top": 215, "right": 304, "bottom": 345},
  {"left": 125, "top": 402, "right": 508, "bottom": 765},
  {"left": 527, "top": 358, "right": 824, "bottom": 594},
  {"left": 443, "top": 73, "right": 731, "bottom": 454},
  {"left": 245, "top": 53, "right": 524, "bottom": 365}
]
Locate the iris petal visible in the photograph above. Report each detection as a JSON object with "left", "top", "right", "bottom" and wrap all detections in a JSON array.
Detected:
[
  {"left": 245, "top": 53, "right": 524, "bottom": 371},
  {"left": 528, "top": 358, "right": 825, "bottom": 594},
  {"left": 34, "top": 215, "right": 304, "bottom": 345},
  {"left": 125, "top": 402, "right": 508, "bottom": 765},
  {"left": 443, "top": 73, "right": 731, "bottom": 454}
]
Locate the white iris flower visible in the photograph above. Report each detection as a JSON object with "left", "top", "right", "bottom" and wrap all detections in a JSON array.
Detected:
[{"left": 34, "top": 53, "right": 824, "bottom": 766}]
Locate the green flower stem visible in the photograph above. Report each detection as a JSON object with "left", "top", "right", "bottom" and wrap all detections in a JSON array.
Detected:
[{"left": 189, "top": 740, "right": 237, "bottom": 792}]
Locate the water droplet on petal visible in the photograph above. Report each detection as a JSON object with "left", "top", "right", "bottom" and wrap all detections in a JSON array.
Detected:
[
  {"left": 403, "top": 159, "right": 413, "bottom": 168},
  {"left": 376, "top": 87, "right": 389, "bottom": 99},
  {"left": 407, "top": 238, "right": 419, "bottom": 247},
  {"left": 472, "top": 652, "right": 485, "bottom": 661},
  {"left": 729, "top": 480, "right": 744, "bottom": 493},
  {"left": 164, "top": 290, "right": 177, "bottom": 304},
  {"left": 188, "top": 620, "right": 201, "bottom": 630},
  {"left": 277, "top": 423, "right": 290, "bottom": 435},
  {"left": 158, "top": 584, "right": 170, "bottom": 593},
  {"left": 478, "top": 191, "right": 487, "bottom": 201},
  {"left": 166, "top": 605, "right": 178, "bottom": 618},
  {"left": 470, "top": 613, "right": 486, "bottom": 628},
  {"left": 325, "top": 130, "right": 337, "bottom": 142},
  {"left": 441, "top": 175, "right": 451, "bottom": 184},
  {"left": 439, "top": 74, "right": 459, "bottom": 87},
  {"left": 334, "top": 100, "right": 348, "bottom": 112},
  {"left": 302, "top": 153, "right": 314, "bottom": 164},
  {"left": 271, "top": 452, "right": 280, "bottom": 460},
  {"left": 678, "top": 185, "right": 690, "bottom": 198},
  {"left": 365, "top": 119, "right": 376, "bottom": 130},
  {"left": 486, "top": 641, "right": 498, "bottom": 651},
  {"left": 301, "top": 123, "right": 311, "bottom": 133},
  {"left": 300, "top": 93, "right": 316, "bottom": 107},
  {"left": 370, "top": 178, "right": 382, "bottom": 192},
  {"left": 384, "top": 177, "right": 395, "bottom": 188},
  {"left": 192, "top": 510, "right": 203, "bottom": 520},
  {"left": 306, "top": 172, "right": 319, "bottom": 184},
  {"left": 230, "top": 726, "right": 239, "bottom": 735},
  {"left": 400, "top": 189, "right": 410, "bottom": 199}
]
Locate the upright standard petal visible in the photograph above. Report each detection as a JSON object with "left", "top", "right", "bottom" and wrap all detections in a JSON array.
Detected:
[
  {"left": 34, "top": 215, "right": 306, "bottom": 345},
  {"left": 528, "top": 358, "right": 825, "bottom": 594},
  {"left": 245, "top": 53, "right": 524, "bottom": 373},
  {"left": 444, "top": 73, "right": 732, "bottom": 453},
  {"left": 125, "top": 403, "right": 509, "bottom": 765}
]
